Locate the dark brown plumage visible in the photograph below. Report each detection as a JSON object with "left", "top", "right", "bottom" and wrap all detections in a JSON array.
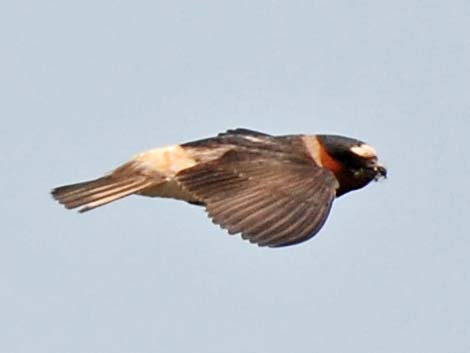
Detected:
[{"left": 52, "top": 128, "right": 386, "bottom": 247}]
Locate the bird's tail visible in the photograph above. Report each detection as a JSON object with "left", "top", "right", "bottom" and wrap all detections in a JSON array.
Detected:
[{"left": 51, "top": 162, "right": 163, "bottom": 213}]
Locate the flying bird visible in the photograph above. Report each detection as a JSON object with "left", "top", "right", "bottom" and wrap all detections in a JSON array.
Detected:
[{"left": 52, "top": 128, "right": 386, "bottom": 247}]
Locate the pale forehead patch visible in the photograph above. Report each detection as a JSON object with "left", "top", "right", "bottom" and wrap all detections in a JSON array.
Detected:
[{"left": 350, "top": 144, "right": 377, "bottom": 159}]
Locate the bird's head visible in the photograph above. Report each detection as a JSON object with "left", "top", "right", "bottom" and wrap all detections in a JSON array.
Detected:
[{"left": 316, "top": 135, "right": 387, "bottom": 197}]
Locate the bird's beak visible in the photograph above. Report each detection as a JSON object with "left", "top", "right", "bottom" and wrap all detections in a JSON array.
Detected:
[{"left": 373, "top": 162, "right": 387, "bottom": 180}]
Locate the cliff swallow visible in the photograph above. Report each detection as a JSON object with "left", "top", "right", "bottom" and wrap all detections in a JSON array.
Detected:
[{"left": 52, "top": 128, "right": 386, "bottom": 247}]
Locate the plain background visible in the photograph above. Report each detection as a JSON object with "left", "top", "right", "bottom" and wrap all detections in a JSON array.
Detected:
[{"left": 1, "top": 1, "right": 469, "bottom": 352}]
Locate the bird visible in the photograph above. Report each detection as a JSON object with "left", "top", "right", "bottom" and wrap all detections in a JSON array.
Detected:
[{"left": 51, "top": 128, "right": 387, "bottom": 247}]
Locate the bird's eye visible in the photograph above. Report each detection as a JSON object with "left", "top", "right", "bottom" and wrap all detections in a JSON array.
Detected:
[{"left": 352, "top": 168, "right": 365, "bottom": 178}]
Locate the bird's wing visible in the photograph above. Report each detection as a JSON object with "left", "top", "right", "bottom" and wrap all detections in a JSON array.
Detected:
[
  {"left": 217, "top": 128, "right": 272, "bottom": 137},
  {"left": 176, "top": 149, "right": 339, "bottom": 247}
]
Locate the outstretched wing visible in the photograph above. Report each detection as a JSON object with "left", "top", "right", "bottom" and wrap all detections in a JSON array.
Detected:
[{"left": 176, "top": 149, "right": 339, "bottom": 247}]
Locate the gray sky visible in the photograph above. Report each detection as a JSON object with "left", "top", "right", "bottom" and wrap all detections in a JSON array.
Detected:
[{"left": 1, "top": 1, "right": 469, "bottom": 352}]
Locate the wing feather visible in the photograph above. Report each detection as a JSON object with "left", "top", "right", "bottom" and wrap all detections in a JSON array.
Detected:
[{"left": 176, "top": 140, "right": 338, "bottom": 247}]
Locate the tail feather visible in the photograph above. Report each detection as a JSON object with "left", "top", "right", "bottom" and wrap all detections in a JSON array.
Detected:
[
  {"left": 55, "top": 178, "right": 131, "bottom": 202},
  {"left": 52, "top": 177, "right": 155, "bottom": 212},
  {"left": 78, "top": 180, "right": 154, "bottom": 212},
  {"left": 52, "top": 162, "right": 164, "bottom": 212}
]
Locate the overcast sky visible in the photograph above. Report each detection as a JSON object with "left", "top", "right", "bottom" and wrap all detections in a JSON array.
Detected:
[{"left": 1, "top": 1, "right": 469, "bottom": 352}]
